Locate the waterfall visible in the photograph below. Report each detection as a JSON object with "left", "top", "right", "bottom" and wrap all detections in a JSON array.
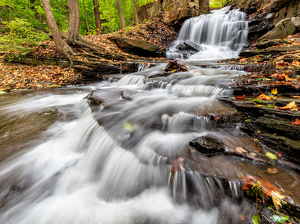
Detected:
[{"left": 167, "top": 7, "right": 248, "bottom": 61}]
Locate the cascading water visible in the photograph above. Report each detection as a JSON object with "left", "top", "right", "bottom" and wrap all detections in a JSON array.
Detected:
[
  {"left": 167, "top": 7, "right": 248, "bottom": 60},
  {"left": 0, "top": 7, "right": 299, "bottom": 224}
]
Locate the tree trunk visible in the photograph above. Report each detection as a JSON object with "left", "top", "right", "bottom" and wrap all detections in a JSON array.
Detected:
[
  {"left": 82, "top": 0, "right": 90, "bottom": 35},
  {"left": 116, "top": 0, "right": 126, "bottom": 29},
  {"left": 93, "top": 0, "right": 102, "bottom": 34},
  {"left": 67, "top": 0, "right": 81, "bottom": 42},
  {"left": 41, "top": 0, "right": 73, "bottom": 63},
  {"left": 134, "top": 0, "right": 138, "bottom": 24}
]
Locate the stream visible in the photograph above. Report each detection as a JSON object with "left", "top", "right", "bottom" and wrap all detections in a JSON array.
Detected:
[{"left": 0, "top": 7, "right": 299, "bottom": 224}]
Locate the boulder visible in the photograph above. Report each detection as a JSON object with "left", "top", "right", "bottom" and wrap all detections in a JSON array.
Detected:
[
  {"left": 291, "top": 17, "right": 300, "bottom": 30},
  {"left": 162, "top": 10, "right": 179, "bottom": 24},
  {"left": 137, "top": 1, "right": 161, "bottom": 22},
  {"left": 189, "top": 136, "right": 225, "bottom": 156},
  {"left": 108, "top": 36, "right": 159, "bottom": 57},
  {"left": 258, "top": 18, "right": 296, "bottom": 41},
  {"left": 177, "top": 40, "right": 202, "bottom": 51},
  {"left": 255, "top": 39, "right": 288, "bottom": 49},
  {"left": 270, "top": 0, "right": 290, "bottom": 12},
  {"left": 273, "top": 7, "right": 287, "bottom": 25}
]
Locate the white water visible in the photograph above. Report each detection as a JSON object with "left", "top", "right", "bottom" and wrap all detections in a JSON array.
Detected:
[
  {"left": 167, "top": 7, "right": 248, "bottom": 60},
  {"left": 0, "top": 8, "right": 266, "bottom": 224}
]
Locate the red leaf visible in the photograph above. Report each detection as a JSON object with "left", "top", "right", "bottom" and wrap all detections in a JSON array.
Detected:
[
  {"left": 292, "top": 118, "right": 300, "bottom": 125},
  {"left": 170, "top": 157, "right": 185, "bottom": 176}
]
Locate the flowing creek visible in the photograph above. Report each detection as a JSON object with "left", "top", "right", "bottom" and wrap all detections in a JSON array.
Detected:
[{"left": 0, "top": 8, "right": 300, "bottom": 224}]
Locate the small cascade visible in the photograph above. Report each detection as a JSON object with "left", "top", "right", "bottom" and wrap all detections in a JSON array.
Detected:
[{"left": 167, "top": 7, "right": 248, "bottom": 60}]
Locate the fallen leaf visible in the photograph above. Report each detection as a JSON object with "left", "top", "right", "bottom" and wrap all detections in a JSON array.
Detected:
[
  {"left": 242, "top": 176, "right": 278, "bottom": 197},
  {"left": 275, "top": 151, "right": 283, "bottom": 159},
  {"left": 124, "top": 122, "right": 133, "bottom": 131},
  {"left": 236, "top": 95, "right": 246, "bottom": 101},
  {"left": 170, "top": 157, "right": 185, "bottom": 176},
  {"left": 274, "top": 101, "right": 297, "bottom": 110},
  {"left": 272, "top": 191, "right": 287, "bottom": 210},
  {"left": 235, "top": 147, "right": 246, "bottom": 153},
  {"left": 214, "top": 117, "right": 220, "bottom": 121},
  {"left": 266, "top": 168, "right": 278, "bottom": 174},
  {"left": 266, "top": 152, "right": 277, "bottom": 160},
  {"left": 271, "top": 88, "right": 278, "bottom": 95},
  {"left": 252, "top": 214, "right": 261, "bottom": 224},
  {"left": 285, "top": 75, "right": 296, "bottom": 82},
  {"left": 257, "top": 94, "right": 272, "bottom": 101},
  {"left": 249, "top": 152, "right": 257, "bottom": 157},
  {"left": 292, "top": 118, "right": 300, "bottom": 125},
  {"left": 239, "top": 214, "right": 245, "bottom": 221}
]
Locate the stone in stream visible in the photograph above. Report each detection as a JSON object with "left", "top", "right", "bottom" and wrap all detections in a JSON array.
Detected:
[
  {"left": 189, "top": 136, "right": 225, "bottom": 155},
  {"left": 177, "top": 40, "right": 202, "bottom": 51}
]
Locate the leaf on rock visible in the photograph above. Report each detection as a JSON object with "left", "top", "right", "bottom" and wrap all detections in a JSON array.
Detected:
[
  {"left": 235, "top": 147, "right": 247, "bottom": 153},
  {"left": 170, "top": 157, "right": 185, "bottom": 176},
  {"left": 252, "top": 214, "right": 261, "bottom": 224},
  {"left": 242, "top": 176, "right": 278, "bottom": 198},
  {"left": 266, "top": 168, "right": 278, "bottom": 174},
  {"left": 292, "top": 118, "right": 300, "bottom": 125},
  {"left": 257, "top": 94, "right": 272, "bottom": 101},
  {"left": 271, "top": 215, "right": 289, "bottom": 223},
  {"left": 236, "top": 95, "right": 246, "bottom": 101},
  {"left": 124, "top": 122, "right": 133, "bottom": 131},
  {"left": 271, "top": 88, "right": 278, "bottom": 95},
  {"left": 274, "top": 101, "right": 297, "bottom": 110},
  {"left": 272, "top": 191, "right": 287, "bottom": 210},
  {"left": 266, "top": 152, "right": 277, "bottom": 160}
]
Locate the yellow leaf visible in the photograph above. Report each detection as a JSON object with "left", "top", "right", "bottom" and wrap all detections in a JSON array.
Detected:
[
  {"left": 254, "top": 139, "right": 259, "bottom": 141},
  {"left": 271, "top": 88, "right": 278, "bottom": 95},
  {"left": 124, "top": 122, "right": 133, "bottom": 131},
  {"left": 272, "top": 191, "right": 287, "bottom": 210},
  {"left": 257, "top": 105, "right": 264, "bottom": 107}
]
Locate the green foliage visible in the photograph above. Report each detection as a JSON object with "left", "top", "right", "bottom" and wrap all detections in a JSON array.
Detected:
[
  {"left": 0, "top": 18, "right": 48, "bottom": 52},
  {"left": 271, "top": 215, "right": 289, "bottom": 223},
  {"left": 0, "top": 0, "right": 155, "bottom": 38},
  {"left": 209, "top": 0, "right": 232, "bottom": 8},
  {"left": 252, "top": 214, "right": 261, "bottom": 224}
]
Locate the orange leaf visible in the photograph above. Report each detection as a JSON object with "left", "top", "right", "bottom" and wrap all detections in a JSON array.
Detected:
[
  {"left": 242, "top": 176, "right": 278, "bottom": 197},
  {"left": 292, "top": 118, "right": 300, "bottom": 125},
  {"left": 274, "top": 101, "right": 297, "bottom": 110},
  {"left": 236, "top": 95, "right": 245, "bottom": 101},
  {"left": 257, "top": 94, "right": 272, "bottom": 101},
  {"left": 170, "top": 157, "right": 185, "bottom": 176}
]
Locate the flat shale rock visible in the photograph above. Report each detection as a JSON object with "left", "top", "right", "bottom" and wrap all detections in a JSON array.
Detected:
[{"left": 189, "top": 136, "right": 225, "bottom": 155}]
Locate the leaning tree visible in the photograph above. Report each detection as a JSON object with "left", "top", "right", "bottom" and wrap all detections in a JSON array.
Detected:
[{"left": 41, "top": 0, "right": 101, "bottom": 67}]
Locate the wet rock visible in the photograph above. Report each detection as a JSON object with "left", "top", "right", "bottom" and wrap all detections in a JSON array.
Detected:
[
  {"left": 121, "top": 89, "right": 139, "bottom": 100},
  {"left": 88, "top": 88, "right": 123, "bottom": 108},
  {"left": 189, "top": 136, "right": 225, "bottom": 155},
  {"left": 162, "top": 60, "right": 188, "bottom": 72},
  {"left": 255, "top": 39, "right": 288, "bottom": 49},
  {"left": 167, "top": 73, "right": 193, "bottom": 84},
  {"left": 108, "top": 36, "right": 159, "bottom": 57},
  {"left": 177, "top": 40, "right": 202, "bottom": 51},
  {"left": 259, "top": 18, "right": 296, "bottom": 41}
]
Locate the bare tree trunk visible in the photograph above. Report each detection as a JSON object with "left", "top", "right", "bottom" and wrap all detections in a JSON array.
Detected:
[
  {"left": 82, "top": 0, "right": 90, "bottom": 35},
  {"left": 134, "top": 0, "right": 138, "bottom": 24},
  {"left": 67, "top": 0, "right": 81, "bottom": 42},
  {"left": 116, "top": 0, "right": 126, "bottom": 29},
  {"left": 41, "top": 0, "right": 73, "bottom": 64},
  {"left": 93, "top": 0, "right": 102, "bottom": 34}
]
